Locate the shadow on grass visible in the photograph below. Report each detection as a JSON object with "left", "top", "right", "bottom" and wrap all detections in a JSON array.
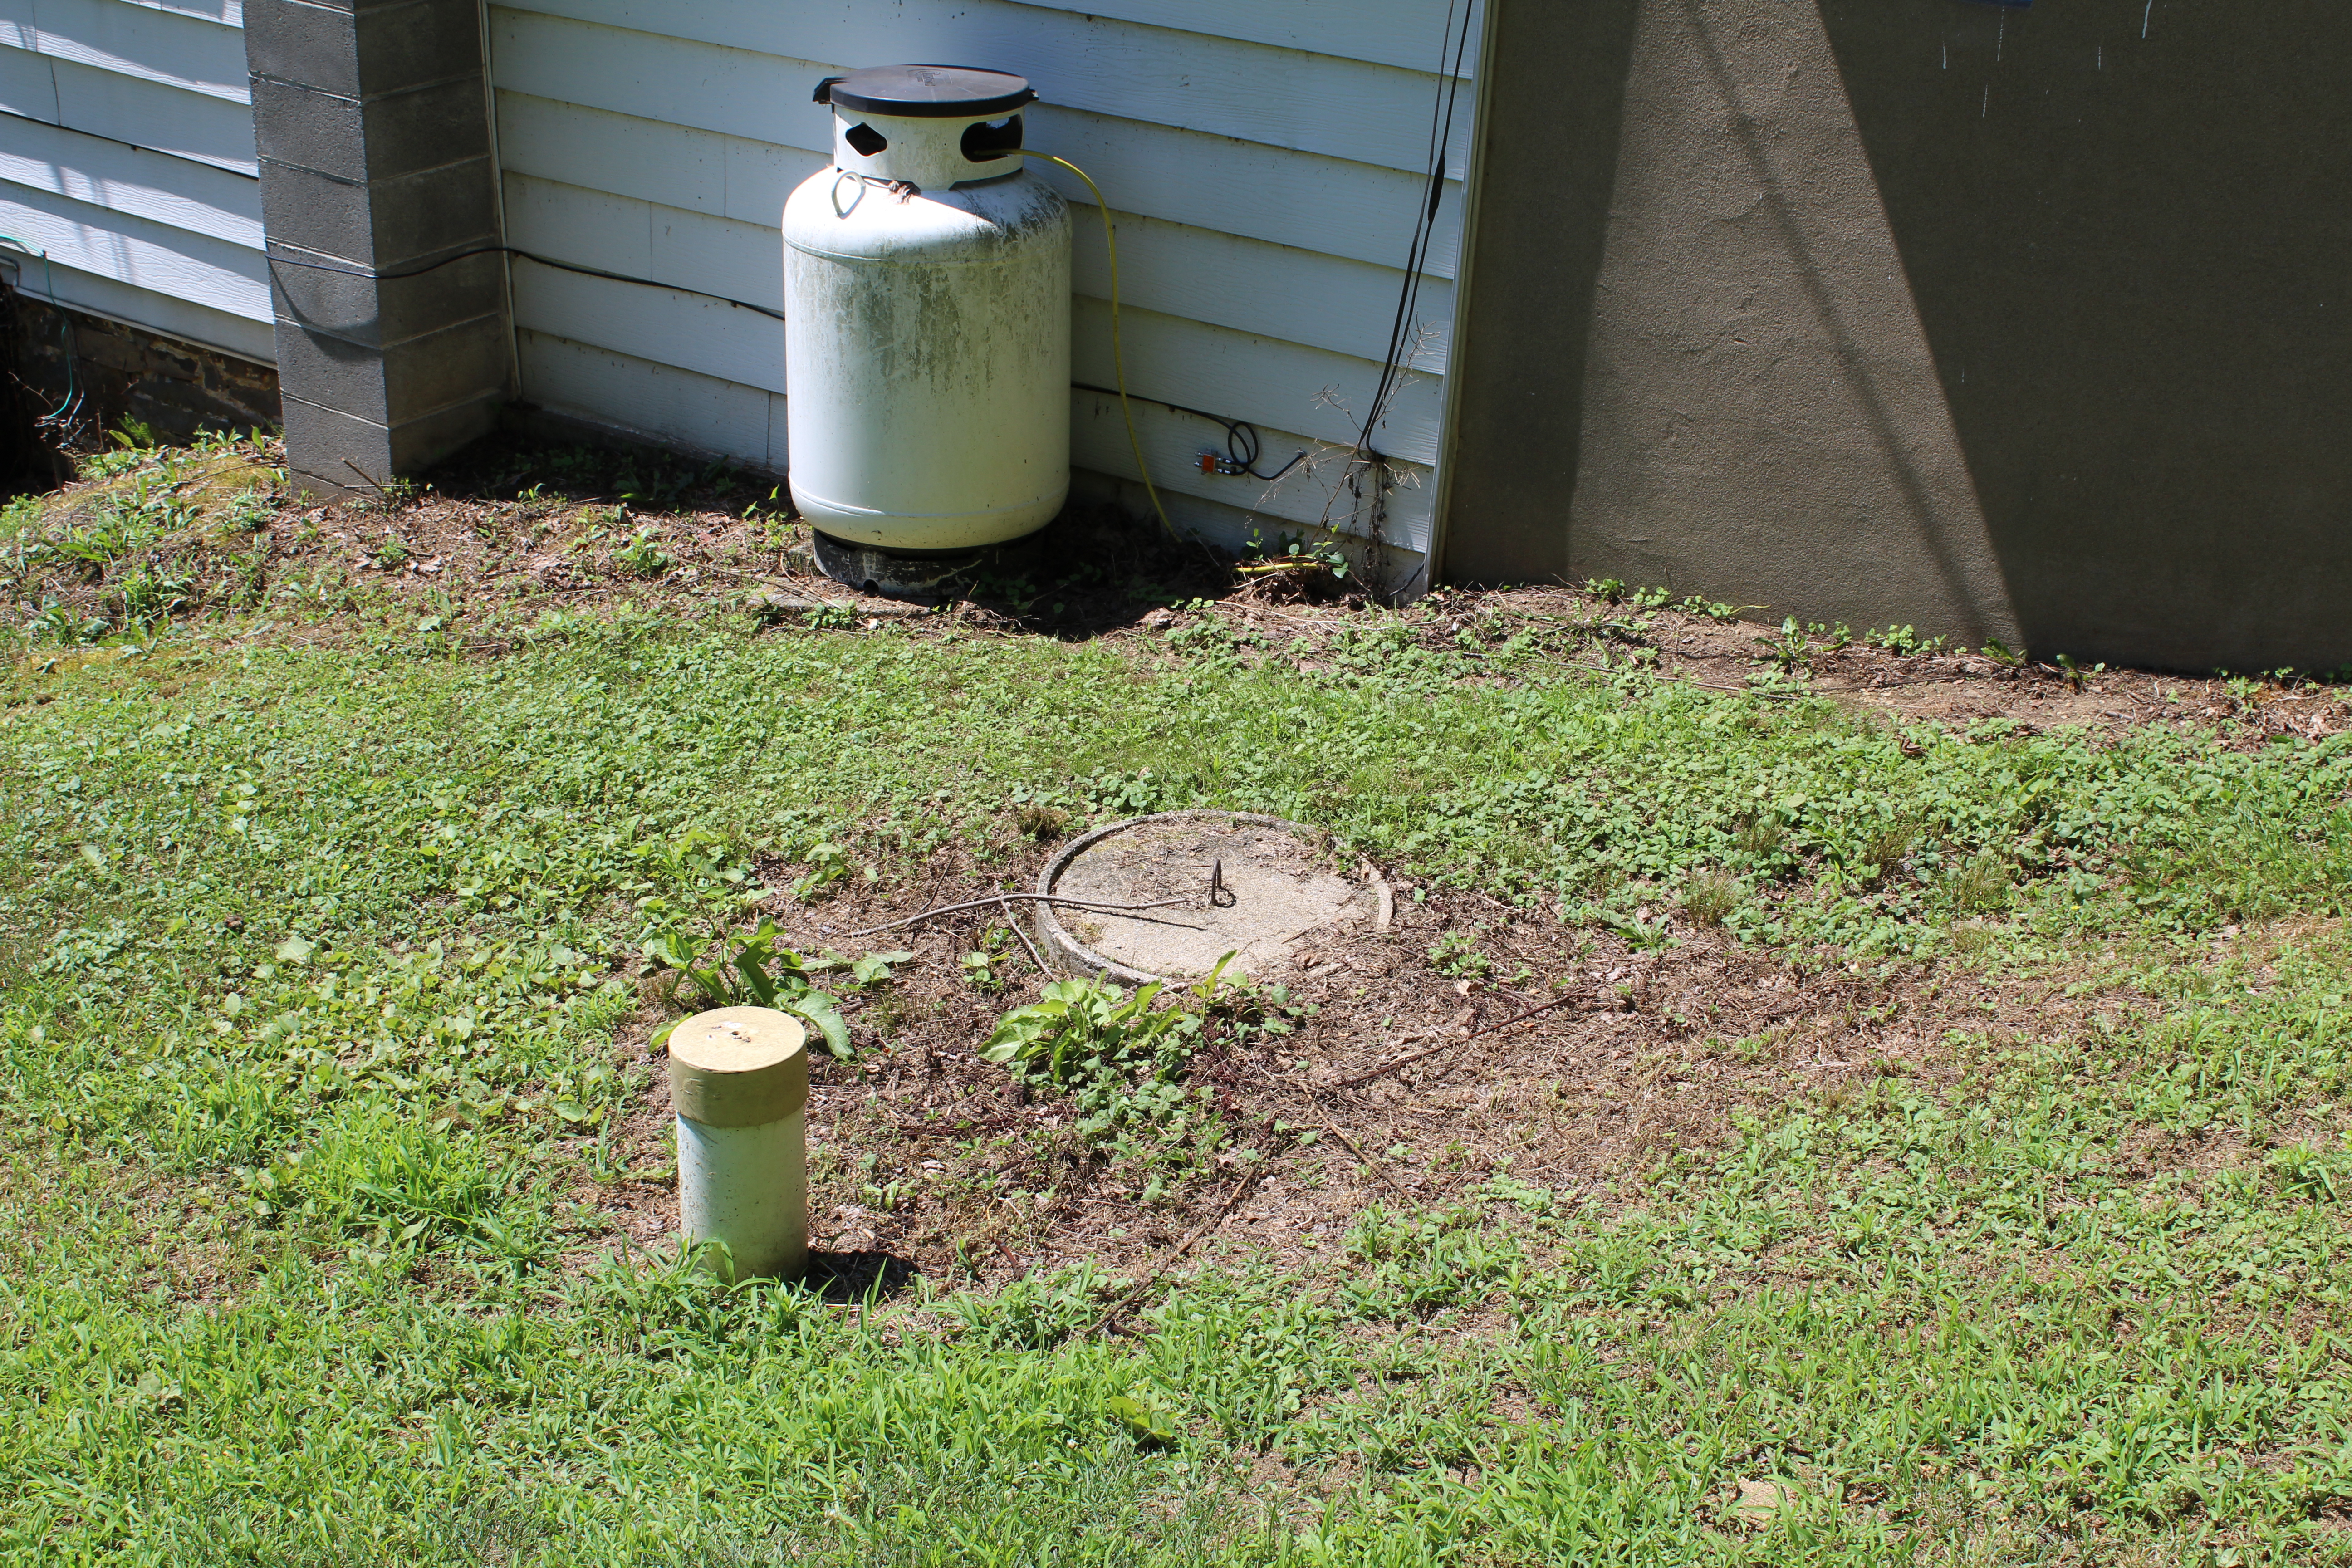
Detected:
[{"left": 802, "top": 1245, "right": 921, "bottom": 1305}]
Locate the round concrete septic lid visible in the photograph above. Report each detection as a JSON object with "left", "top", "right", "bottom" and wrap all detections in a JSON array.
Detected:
[{"left": 1034, "top": 810, "right": 1392, "bottom": 985}]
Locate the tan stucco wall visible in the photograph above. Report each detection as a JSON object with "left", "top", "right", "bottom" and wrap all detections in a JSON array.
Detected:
[{"left": 1443, "top": 0, "right": 2352, "bottom": 672}]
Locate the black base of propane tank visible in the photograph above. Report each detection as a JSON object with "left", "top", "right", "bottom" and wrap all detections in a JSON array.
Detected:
[{"left": 810, "top": 530, "right": 1041, "bottom": 603}]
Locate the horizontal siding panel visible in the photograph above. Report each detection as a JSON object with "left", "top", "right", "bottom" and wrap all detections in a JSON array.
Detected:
[
  {"left": 0, "top": 44, "right": 59, "bottom": 117},
  {"left": 519, "top": 328, "right": 776, "bottom": 468},
  {"left": 1077, "top": 298, "right": 1441, "bottom": 466},
  {"left": 510, "top": 235, "right": 1433, "bottom": 463},
  {"left": 2, "top": 3, "right": 247, "bottom": 53},
  {"left": 116, "top": 0, "right": 241, "bottom": 24},
  {"left": 503, "top": 173, "right": 650, "bottom": 276},
  {"left": 495, "top": 89, "right": 836, "bottom": 230},
  {"left": 1, "top": 249, "right": 271, "bottom": 359},
  {"left": 1026, "top": 0, "right": 1477, "bottom": 79},
  {"left": 16, "top": 0, "right": 249, "bottom": 104},
  {"left": 0, "top": 46, "right": 257, "bottom": 172},
  {"left": 506, "top": 172, "right": 786, "bottom": 316},
  {"left": 511, "top": 261, "right": 785, "bottom": 394},
  {"left": 0, "top": 113, "right": 258, "bottom": 247},
  {"left": 715, "top": 135, "right": 825, "bottom": 230},
  {"left": 642, "top": 201, "right": 779, "bottom": 317},
  {"left": 50, "top": 54, "right": 253, "bottom": 171},
  {"left": 487, "top": 20, "right": 1459, "bottom": 278},
  {"left": 497, "top": 0, "right": 1470, "bottom": 176},
  {"left": 1026, "top": 107, "right": 1460, "bottom": 281},
  {"left": 1072, "top": 389, "right": 1434, "bottom": 549},
  {"left": 486, "top": 11, "right": 814, "bottom": 150},
  {"left": 492, "top": 2, "right": 1477, "bottom": 87},
  {"left": 26, "top": 1, "right": 246, "bottom": 31},
  {"left": 502, "top": 162, "right": 1451, "bottom": 371},
  {"left": 1072, "top": 210, "right": 1452, "bottom": 374},
  {"left": 496, "top": 92, "right": 730, "bottom": 220},
  {"left": 0, "top": 175, "right": 267, "bottom": 319}
]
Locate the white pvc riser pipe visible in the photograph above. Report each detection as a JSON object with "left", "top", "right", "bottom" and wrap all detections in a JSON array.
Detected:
[{"left": 667, "top": 1007, "right": 808, "bottom": 1280}]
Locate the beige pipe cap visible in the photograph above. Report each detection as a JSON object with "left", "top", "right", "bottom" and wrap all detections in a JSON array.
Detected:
[{"left": 666, "top": 1007, "right": 808, "bottom": 1128}]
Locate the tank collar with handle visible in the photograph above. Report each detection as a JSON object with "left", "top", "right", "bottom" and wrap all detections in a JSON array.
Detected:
[{"left": 815, "top": 65, "right": 1038, "bottom": 193}]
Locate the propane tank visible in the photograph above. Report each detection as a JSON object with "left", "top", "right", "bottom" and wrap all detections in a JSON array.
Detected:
[{"left": 784, "top": 65, "right": 1071, "bottom": 559}]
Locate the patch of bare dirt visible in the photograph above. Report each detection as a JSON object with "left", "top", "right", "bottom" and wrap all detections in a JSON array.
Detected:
[
  {"left": 13, "top": 429, "right": 2342, "bottom": 750},
  {"left": 559, "top": 847, "right": 2123, "bottom": 1298},
  {"left": 1401, "top": 583, "right": 2352, "bottom": 745}
]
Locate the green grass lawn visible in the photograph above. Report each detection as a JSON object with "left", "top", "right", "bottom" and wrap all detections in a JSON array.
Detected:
[{"left": 5, "top": 589, "right": 2352, "bottom": 1565}]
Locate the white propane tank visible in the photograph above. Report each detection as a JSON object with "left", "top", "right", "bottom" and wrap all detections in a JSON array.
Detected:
[{"left": 784, "top": 65, "right": 1071, "bottom": 554}]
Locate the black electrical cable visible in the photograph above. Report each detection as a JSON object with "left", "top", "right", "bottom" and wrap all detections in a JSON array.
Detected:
[
  {"left": 1403, "top": 7, "right": 1477, "bottom": 394},
  {"left": 1357, "top": 0, "right": 1478, "bottom": 458},
  {"left": 1073, "top": 380, "right": 1305, "bottom": 482},
  {"left": 262, "top": 244, "right": 789, "bottom": 322}
]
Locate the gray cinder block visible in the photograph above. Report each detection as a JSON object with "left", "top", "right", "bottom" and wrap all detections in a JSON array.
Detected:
[
  {"left": 245, "top": 0, "right": 483, "bottom": 102},
  {"left": 247, "top": 0, "right": 510, "bottom": 496}
]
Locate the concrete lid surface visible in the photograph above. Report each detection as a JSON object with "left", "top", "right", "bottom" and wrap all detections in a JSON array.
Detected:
[{"left": 1036, "top": 811, "right": 1387, "bottom": 985}]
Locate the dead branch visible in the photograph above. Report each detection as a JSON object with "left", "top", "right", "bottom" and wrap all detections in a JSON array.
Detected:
[
  {"left": 839, "top": 892, "right": 1197, "bottom": 938},
  {"left": 999, "top": 890, "right": 1053, "bottom": 975},
  {"left": 1092, "top": 1170, "right": 1264, "bottom": 1335},
  {"left": 1303, "top": 1107, "right": 1406, "bottom": 1200}
]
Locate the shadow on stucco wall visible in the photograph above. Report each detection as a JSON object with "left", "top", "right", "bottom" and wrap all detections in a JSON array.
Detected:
[
  {"left": 1818, "top": 0, "right": 2352, "bottom": 671},
  {"left": 1438, "top": 0, "right": 1642, "bottom": 590},
  {"left": 1445, "top": 0, "right": 2352, "bottom": 673}
]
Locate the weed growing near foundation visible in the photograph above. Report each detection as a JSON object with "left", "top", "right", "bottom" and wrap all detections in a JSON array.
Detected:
[{"left": 615, "top": 530, "right": 671, "bottom": 578}]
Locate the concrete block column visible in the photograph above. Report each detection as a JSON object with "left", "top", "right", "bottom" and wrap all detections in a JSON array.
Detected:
[{"left": 245, "top": 0, "right": 510, "bottom": 498}]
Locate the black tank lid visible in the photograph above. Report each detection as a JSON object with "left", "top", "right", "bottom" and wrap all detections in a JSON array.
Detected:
[{"left": 813, "top": 65, "right": 1037, "bottom": 119}]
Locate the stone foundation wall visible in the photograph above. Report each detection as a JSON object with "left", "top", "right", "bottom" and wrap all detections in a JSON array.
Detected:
[{"left": 3, "top": 287, "right": 281, "bottom": 456}]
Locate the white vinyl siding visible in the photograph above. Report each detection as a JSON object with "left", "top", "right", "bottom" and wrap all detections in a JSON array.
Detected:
[
  {"left": 487, "top": 0, "right": 1472, "bottom": 563},
  {"left": 0, "top": 0, "right": 267, "bottom": 362}
]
